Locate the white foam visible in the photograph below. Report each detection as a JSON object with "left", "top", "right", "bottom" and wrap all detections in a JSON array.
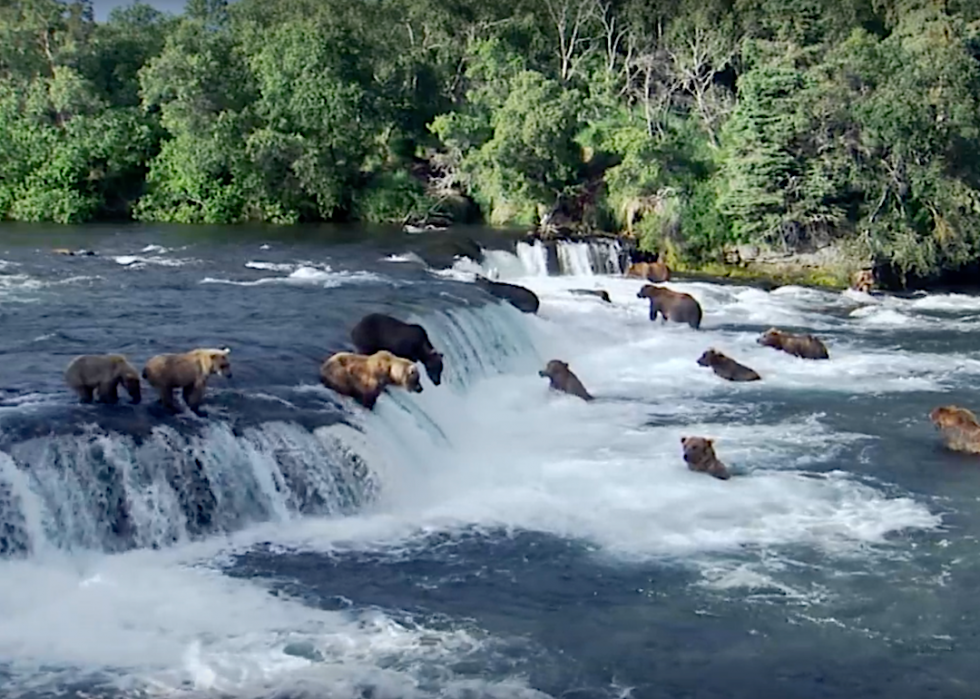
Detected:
[
  {"left": 0, "top": 551, "right": 539, "bottom": 698},
  {"left": 202, "top": 265, "right": 392, "bottom": 289},
  {"left": 383, "top": 252, "right": 427, "bottom": 265},
  {"left": 201, "top": 274, "right": 942, "bottom": 568},
  {"left": 113, "top": 254, "right": 193, "bottom": 268},
  {"left": 244, "top": 261, "right": 294, "bottom": 272},
  {"left": 2, "top": 259, "right": 961, "bottom": 695}
]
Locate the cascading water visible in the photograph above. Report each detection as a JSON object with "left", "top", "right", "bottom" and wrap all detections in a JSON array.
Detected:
[
  {"left": 0, "top": 301, "right": 541, "bottom": 559},
  {"left": 515, "top": 240, "right": 550, "bottom": 276},
  {"left": 508, "top": 239, "right": 625, "bottom": 277}
]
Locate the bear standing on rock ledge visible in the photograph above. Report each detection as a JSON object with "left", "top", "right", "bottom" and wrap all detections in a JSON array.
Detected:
[
  {"left": 625, "top": 261, "right": 670, "bottom": 283},
  {"left": 320, "top": 350, "right": 422, "bottom": 410},
  {"left": 351, "top": 313, "right": 444, "bottom": 386},
  {"left": 143, "top": 347, "right": 232, "bottom": 415},
  {"left": 474, "top": 276, "right": 540, "bottom": 314},
  {"left": 64, "top": 354, "right": 142, "bottom": 404}
]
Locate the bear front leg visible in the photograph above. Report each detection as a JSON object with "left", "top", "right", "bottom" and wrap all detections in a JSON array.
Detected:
[
  {"left": 183, "top": 381, "right": 208, "bottom": 416},
  {"left": 76, "top": 385, "right": 94, "bottom": 403},
  {"left": 648, "top": 302, "right": 659, "bottom": 322},
  {"left": 359, "top": 387, "right": 382, "bottom": 410},
  {"left": 97, "top": 380, "right": 120, "bottom": 404},
  {"left": 158, "top": 385, "right": 181, "bottom": 413}
]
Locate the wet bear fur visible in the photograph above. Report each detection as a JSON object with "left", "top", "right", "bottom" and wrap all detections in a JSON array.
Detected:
[
  {"left": 636, "top": 284, "right": 703, "bottom": 329},
  {"left": 930, "top": 405, "right": 980, "bottom": 454},
  {"left": 64, "top": 354, "right": 142, "bottom": 404},
  {"left": 320, "top": 350, "right": 422, "bottom": 410},
  {"left": 757, "top": 327, "right": 829, "bottom": 360},
  {"left": 475, "top": 275, "right": 540, "bottom": 314},
  {"left": 681, "top": 436, "right": 730, "bottom": 480},
  {"left": 351, "top": 313, "right": 445, "bottom": 386},
  {"left": 539, "top": 359, "right": 593, "bottom": 401},
  {"left": 851, "top": 269, "right": 875, "bottom": 293},
  {"left": 142, "top": 347, "right": 232, "bottom": 415},
  {"left": 697, "top": 349, "right": 761, "bottom": 382},
  {"left": 569, "top": 289, "right": 611, "bottom": 303},
  {"left": 626, "top": 261, "right": 670, "bottom": 282}
]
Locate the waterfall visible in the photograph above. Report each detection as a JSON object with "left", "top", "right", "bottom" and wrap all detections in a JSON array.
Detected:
[
  {"left": 0, "top": 301, "right": 542, "bottom": 558},
  {"left": 510, "top": 239, "right": 625, "bottom": 277},
  {"left": 515, "top": 240, "right": 549, "bottom": 276}
]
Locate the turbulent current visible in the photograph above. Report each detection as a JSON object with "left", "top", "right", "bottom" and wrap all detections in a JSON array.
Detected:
[{"left": 0, "top": 224, "right": 976, "bottom": 698}]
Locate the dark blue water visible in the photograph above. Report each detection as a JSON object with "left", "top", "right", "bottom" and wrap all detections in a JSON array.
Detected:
[{"left": 0, "top": 224, "right": 977, "bottom": 699}]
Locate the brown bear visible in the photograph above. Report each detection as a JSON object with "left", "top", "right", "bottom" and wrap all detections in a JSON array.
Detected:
[
  {"left": 142, "top": 347, "right": 232, "bottom": 415},
  {"left": 64, "top": 354, "right": 142, "bottom": 404},
  {"left": 625, "top": 261, "right": 671, "bottom": 283},
  {"left": 320, "top": 350, "right": 422, "bottom": 410},
  {"left": 636, "top": 284, "right": 702, "bottom": 329},
  {"left": 539, "top": 359, "right": 593, "bottom": 401},
  {"left": 569, "top": 289, "right": 611, "bottom": 303},
  {"left": 851, "top": 269, "right": 875, "bottom": 293},
  {"left": 756, "top": 328, "right": 829, "bottom": 360},
  {"left": 697, "top": 349, "right": 761, "bottom": 382},
  {"left": 681, "top": 436, "right": 730, "bottom": 480},
  {"left": 351, "top": 313, "right": 444, "bottom": 385},
  {"left": 929, "top": 405, "right": 980, "bottom": 454}
]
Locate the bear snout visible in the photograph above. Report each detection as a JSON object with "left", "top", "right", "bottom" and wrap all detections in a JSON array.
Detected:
[{"left": 538, "top": 370, "right": 548, "bottom": 377}]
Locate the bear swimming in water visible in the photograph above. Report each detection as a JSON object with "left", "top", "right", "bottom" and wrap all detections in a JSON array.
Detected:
[
  {"left": 539, "top": 359, "right": 593, "bottom": 401},
  {"left": 625, "top": 261, "right": 670, "bottom": 282},
  {"left": 142, "top": 347, "right": 232, "bottom": 415},
  {"left": 681, "top": 436, "right": 730, "bottom": 480},
  {"left": 475, "top": 276, "right": 540, "bottom": 314},
  {"left": 929, "top": 405, "right": 980, "bottom": 454},
  {"left": 351, "top": 313, "right": 444, "bottom": 386},
  {"left": 320, "top": 350, "right": 422, "bottom": 410},
  {"left": 64, "top": 354, "right": 142, "bottom": 404},
  {"left": 757, "top": 328, "right": 829, "bottom": 360},
  {"left": 697, "top": 349, "right": 761, "bottom": 382},
  {"left": 636, "top": 284, "right": 702, "bottom": 329},
  {"left": 569, "top": 289, "right": 611, "bottom": 303}
]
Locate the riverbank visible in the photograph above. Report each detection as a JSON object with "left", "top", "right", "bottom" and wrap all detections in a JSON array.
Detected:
[{"left": 530, "top": 231, "right": 862, "bottom": 291}]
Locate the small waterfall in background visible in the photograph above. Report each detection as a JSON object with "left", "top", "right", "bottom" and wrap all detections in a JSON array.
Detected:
[
  {"left": 0, "top": 301, "right": 541, "bottom": 559},
  {"left": 511, "top": 239, "right": 626, "bottom": 277},
  {"left": 515, "top": 240, "right": 549, "bottom": 276}
]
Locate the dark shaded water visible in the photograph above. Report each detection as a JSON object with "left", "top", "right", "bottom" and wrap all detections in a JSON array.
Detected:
[{"left": 0, "top": 223, "right": 977, "bottom": 699}]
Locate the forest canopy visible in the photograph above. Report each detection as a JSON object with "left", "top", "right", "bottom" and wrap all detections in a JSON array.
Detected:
[{"left": 1, "top": 0, "right": 980, "bottom": 279}]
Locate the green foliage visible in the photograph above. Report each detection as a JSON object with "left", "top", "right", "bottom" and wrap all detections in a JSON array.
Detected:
[
  {"left": 1, "top": 0, "right": 980, "bottom": 285},
  {"left": 350, "top": 170, "right": 432, "bottom": 224}
]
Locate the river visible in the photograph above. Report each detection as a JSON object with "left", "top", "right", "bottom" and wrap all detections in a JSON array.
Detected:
[{"left": 0, "top": 222, "right": 974, "bottom": 698}]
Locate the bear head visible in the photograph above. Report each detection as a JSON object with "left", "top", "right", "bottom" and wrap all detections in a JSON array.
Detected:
[
  {"left": 756, "top": 328, "right": 784, "bottom": 348},
  {"left": 697, "top": 349, "right": 724, "bottom": 367},
  {"left": 680, "top": 436, "right": 714, "bottom": 464},
  {"left": 201, "top": 347, "right": 232, "bottom": 378},
  {"left": 930, "top": 405, "right": 979, "bottom": 430},
  {"left": 423, "top": 350, "right": 444, "bottom": 386},
  {"left": 636, "top": 284, "right": 666, "bottom": 299},
  {"left": 398, "top": 362, "right": 423, "bottom": 393},
  {"left": 539, "top": 359, "right": 569, "bottom": 379}
]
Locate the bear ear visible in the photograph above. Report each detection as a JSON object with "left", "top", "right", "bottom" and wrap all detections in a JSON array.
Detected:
[
  {"left": 219, "top": 347, "right": 231, "bottom": 355},
  {"left": 707, "top": 438, "right": 715, "bottom": 445}
]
